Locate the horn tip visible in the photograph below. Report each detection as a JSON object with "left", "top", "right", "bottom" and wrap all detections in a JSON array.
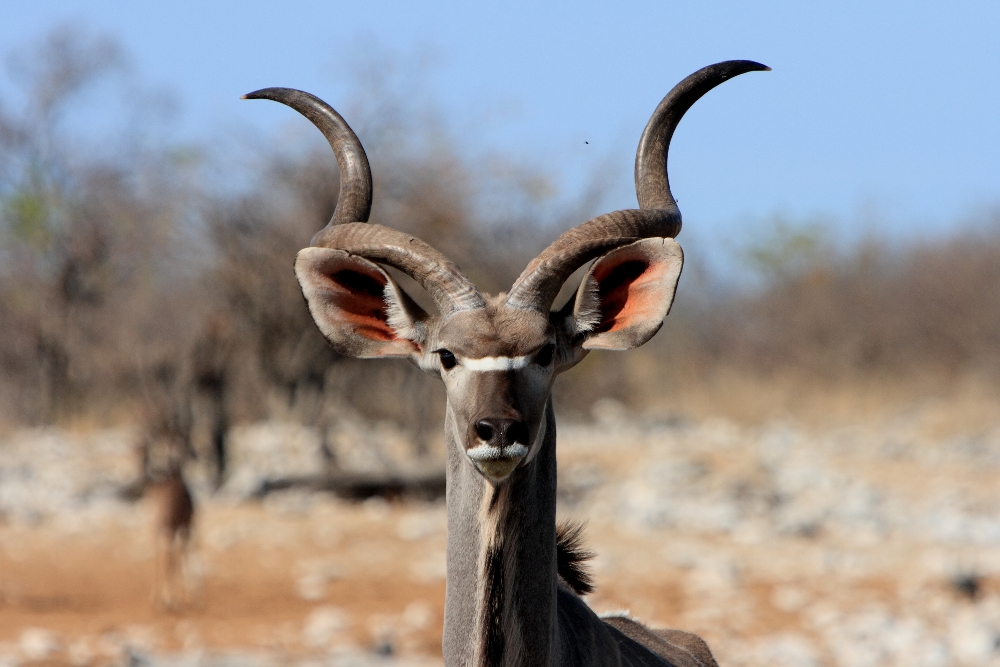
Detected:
[
  {"left": 718, "top": 60, "right": 770, "bottom": 74},
  {"left": 242, "top": 88, "right": 285, "bottom": 101}
]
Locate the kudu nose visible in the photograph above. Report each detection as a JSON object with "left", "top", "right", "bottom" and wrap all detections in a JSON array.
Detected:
[
  {"left": 475, "top": 418, "right": 529, "bottom": 447},
  {"left": 467, "top": 418, "right": 530, "bottom": 482}
]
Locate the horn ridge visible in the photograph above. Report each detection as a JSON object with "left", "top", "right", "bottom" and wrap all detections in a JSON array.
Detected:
[
  {"left": 314, "top": 223, "right": 486, "bottom": 316},
  {"left": 505, "top": 60, "right": 768, "bottom": 313},
  {"left": 243, "top": 87, "right": 373, "bottom": 226},
  {"left": 635, "top": 60, "right": 770, "bottom": 211},
  {"left": 505, "top": 209, "right": 679, "bottom": 311}
]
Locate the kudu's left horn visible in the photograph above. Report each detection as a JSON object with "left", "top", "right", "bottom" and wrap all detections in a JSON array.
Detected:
[{"left": 505, "top": 60, "right": 769, "bottom": 313}]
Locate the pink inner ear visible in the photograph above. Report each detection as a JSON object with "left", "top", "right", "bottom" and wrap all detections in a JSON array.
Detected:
[
  {"left": 592, "top": 259, "right": 668, "bottom": 333},
  {"left": 322, "top": 266, "right": 397, "bottom": 342}
]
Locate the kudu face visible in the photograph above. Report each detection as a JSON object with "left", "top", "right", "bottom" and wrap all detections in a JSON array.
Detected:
[
  {"left": 427, "top": 305, "right": 556, "bottom": 481},
  {"left": 248, "top": 61, "right": 766, "bottom": 483},
  {"left": 295, "top": 235, "right": 684, "bottom": 483}
]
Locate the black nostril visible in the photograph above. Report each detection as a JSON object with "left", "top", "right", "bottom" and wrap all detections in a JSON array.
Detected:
[
  {"left": 475, "top": 420, "right": 495, "bottom": 442},
  {"left": 475, "top": 418, "right": 529, "bottom": 447},
  {"left": 508, "top": 421, "right": 529, "bottom": 445}
]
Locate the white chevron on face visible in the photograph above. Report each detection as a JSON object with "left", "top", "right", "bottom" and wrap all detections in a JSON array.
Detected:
[{"left": 462, "top": 355, "right": 532, "bottom": 372}]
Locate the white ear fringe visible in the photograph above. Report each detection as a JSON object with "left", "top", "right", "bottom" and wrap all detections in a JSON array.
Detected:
[
  {"left": 572, "top": 279, "right": 602, "bottom": 334},
  {"left": 384, "top": 282, "right": 423, "bottom": 342}
]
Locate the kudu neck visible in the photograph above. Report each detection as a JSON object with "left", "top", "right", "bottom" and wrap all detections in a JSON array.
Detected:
[{"left": 443, "top": 400, "right": 560, "bottom": 667}]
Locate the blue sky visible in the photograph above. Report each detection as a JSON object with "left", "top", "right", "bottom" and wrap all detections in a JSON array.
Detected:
[{"left": 3, "top": 1, "right": 999, "bottom": 242}]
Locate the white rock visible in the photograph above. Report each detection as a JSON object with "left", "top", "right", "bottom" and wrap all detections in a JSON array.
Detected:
[
  {"left": 66, "top": 638, "right": 95, "bottom": 667},
  {"left": 19, "top": 628, "right": 60, "bottom": 661},
  {"left": 402, "top": 601, "right": 434, "bottom": 631},
  {"left": 754, "top": 633, "right": 820, "bottom": 667},
  {"left": 302, "top": 606, "right": 349, "bottom": 648}
]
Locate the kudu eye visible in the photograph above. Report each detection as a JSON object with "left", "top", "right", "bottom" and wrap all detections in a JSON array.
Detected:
[
  {"left": 437, "top": 349, "right": 457, "bottom": 370},
  {"left": 535, "top": 343, "right": 555, "bottom": 367}
]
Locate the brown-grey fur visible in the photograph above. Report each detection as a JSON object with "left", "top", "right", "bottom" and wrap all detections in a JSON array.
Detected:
[{"left": 246, "top": 59, "right": 768, "bottom": 667}]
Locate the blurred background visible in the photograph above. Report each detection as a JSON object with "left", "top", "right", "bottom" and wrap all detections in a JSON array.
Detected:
[{"left": 1, "top": 2, "right": 999, "bottom": 667}]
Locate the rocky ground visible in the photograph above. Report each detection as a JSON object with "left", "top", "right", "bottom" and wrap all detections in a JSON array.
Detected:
[{"left": 2, "top": 405, "right": 1000, "bottom": 667}]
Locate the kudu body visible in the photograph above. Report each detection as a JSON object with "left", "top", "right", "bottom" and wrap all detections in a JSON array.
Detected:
[
  {"left": 136, "top": 362, "right": 202, "bottom": 609},
  {"left": 148, "top": 468, "right": 194, "bottom": 610},
  {"left": 141, "top": 436, "right": 195, "bottom": 611},
  {"left": 246, "top": 60, "right": 767, "bottom": 667}
]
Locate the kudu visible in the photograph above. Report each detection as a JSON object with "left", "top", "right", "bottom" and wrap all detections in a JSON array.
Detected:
[
  {"left": 142, "top": 434, "right": 195, "bottom": 611},
  {"left": 246, "top": 59, "right": 767, "bottom": 667}
]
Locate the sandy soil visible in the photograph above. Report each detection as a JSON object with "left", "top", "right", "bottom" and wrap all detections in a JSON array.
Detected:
[
  {"left": 1, "top": 501, "right": 447, "bottom": 664},
  {"left": 3, "top": 412, "right": 1000, "bottom": 667}
]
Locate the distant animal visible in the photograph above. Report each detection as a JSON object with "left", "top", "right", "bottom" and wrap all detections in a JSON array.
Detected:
[
  {"left": 143, "top": 439, "right": 195, "bottom": 611},
  {"left": 246, "top": 59, "right": 767, "bottom": 667}
]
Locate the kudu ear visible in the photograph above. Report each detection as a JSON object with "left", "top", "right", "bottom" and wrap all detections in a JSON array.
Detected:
[
  {"left": 295, "top": 247, "right": 428, "bottom": 358},
  {"left": 570, "top": 238, "right": 683, "bottom": 351}
]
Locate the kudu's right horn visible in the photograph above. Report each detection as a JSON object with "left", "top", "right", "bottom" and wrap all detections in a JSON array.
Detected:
[
  {"left": 243, "top": 88, "right": 485, "bottom": 316},
  {"left": 242, "top": 88, "right": 373, "bottom": 228}
]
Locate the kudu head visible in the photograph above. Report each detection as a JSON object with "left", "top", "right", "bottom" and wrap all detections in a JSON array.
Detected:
[{"left": 245, "top": 60, "right": 767, "bottom": 483}]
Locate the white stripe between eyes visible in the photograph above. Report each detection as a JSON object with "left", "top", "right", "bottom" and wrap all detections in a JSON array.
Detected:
[{"left": 462, "top": 355, "right": 532, "bottom": 371}]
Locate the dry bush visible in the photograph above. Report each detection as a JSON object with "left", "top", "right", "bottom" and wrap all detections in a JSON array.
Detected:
[
  {"left": 2, "top": 27, "right": 999, "bottom": 448},
  {"left": 571, "top": 214, "right": 1000, "bottom": 427},
  {"left": 690, "top": 217, "right": 1000, "bottom": 381},
  {"left": 0, "top": 28, "right": 198, "bottom": 425}
]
